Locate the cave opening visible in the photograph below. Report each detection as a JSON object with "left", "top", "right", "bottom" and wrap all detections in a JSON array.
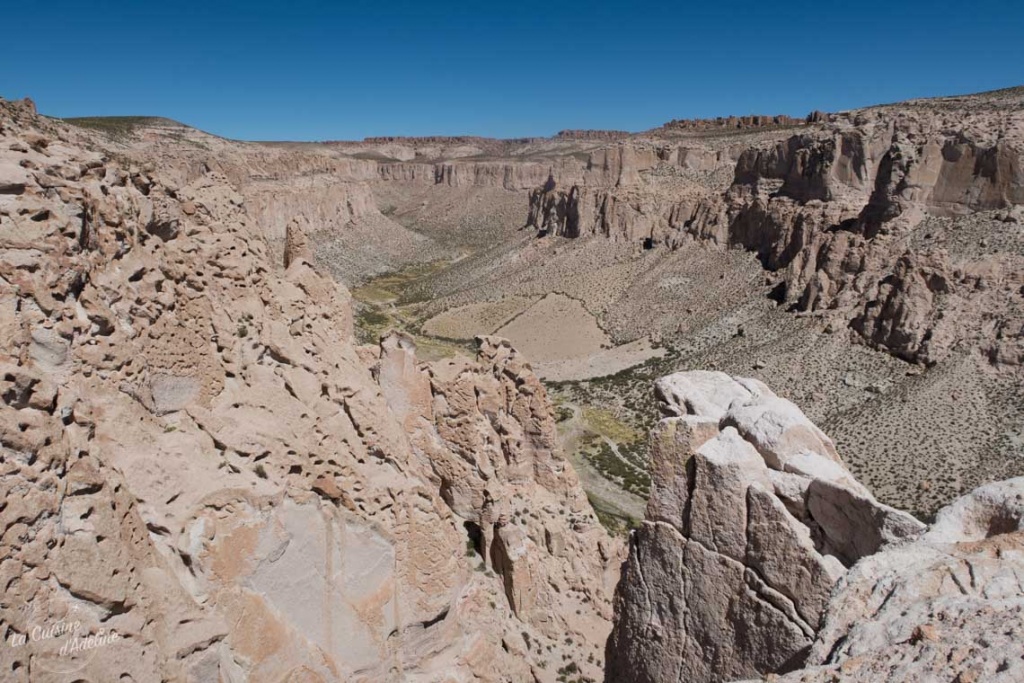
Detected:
[{"left": 464, "top": 521, "right": 484, "bottom": 557}]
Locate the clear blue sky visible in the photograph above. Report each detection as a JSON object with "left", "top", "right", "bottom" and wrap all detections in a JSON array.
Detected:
[{"left": 3, "top": 0, "right": 1021, "bottom": 140}]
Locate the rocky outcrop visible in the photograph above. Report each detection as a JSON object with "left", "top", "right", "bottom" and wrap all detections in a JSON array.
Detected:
[
  {"left": 658, "top": 113, "right": 815, "bottom": 133},
  {"left": 0, "top": 98, "right": 616, "bottom": 683},
  {"left": 605, "top": 371, "right": 925, "bottom": 683},
  {"left": 555, "top": 129, "right": 631, "bottom": 141},
  {"left": 282, "top": 217, "right": 311, "bottom": 267},
  {"left": 607, "top": 370, "right": 1024, "bottom": 683},
  {"left": 376, "top": 333, "right": 623, "bottom": 662},
  {"left": 741, "top": 476, "right": 1024, "bottom": 683}
]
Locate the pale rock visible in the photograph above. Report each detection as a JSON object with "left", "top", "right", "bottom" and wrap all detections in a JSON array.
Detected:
[
  {"left": 688, "top": 427, "right": 770, "bottom": 561},
  {"left": 807, "top": 479, "right": 925, "bottom": 564},
  {"left": 753, "top": 478, "right": 1024, "bottom": 683},
  {"left": 0, "top": 159, "right": 29, "bottom": 193},
  {"left": 646, "top": 415, "right": 720, "bottom": 526},
  {"left": 654, "top": 370, "right": 763, "bottom": 419},
  {"left": 924, "top": 476, "right": 1024, "bottom": 543},
  {"left": 607, "top": 371, "right": 930, "bottom": 683},
  {"left": 283, "top": 217, "right": 311, "bottom": 268},
  {"left": 723, "top": 395, "right": 841, "bottom": 468}
]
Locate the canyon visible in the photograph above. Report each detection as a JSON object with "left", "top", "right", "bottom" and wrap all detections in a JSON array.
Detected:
[{"left": 1, "top": 86, "right": 1023, "bottom": 682}]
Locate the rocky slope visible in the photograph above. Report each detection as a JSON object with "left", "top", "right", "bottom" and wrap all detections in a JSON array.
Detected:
[
  {"left": 605, "top": 370, "right": 1024, "bottom": 682},
  {"left": 0, "top": 98, "right": 619, "bottom": 682},
  {"left": 66, "top": 115, "right": 433, "bottom": 284}
]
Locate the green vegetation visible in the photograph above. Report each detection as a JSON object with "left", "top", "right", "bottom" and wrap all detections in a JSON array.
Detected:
[
  {"left": 575, "top": 433, "right": 649, "bottom": 497},
  {"left": 351, "top": 261, "right": 476, "bottom": 360},
  {"left": 351, "top": 259, "right": 451, "bottom": 305},
  {"left": 546, "top": 344, "right": 687, "bottom": 507},
  {"left": 554, "top": 405, "right": 575, "bottom": 423},
  {"left": 581, "top": 406, "right": 641, "bottom": 444}
]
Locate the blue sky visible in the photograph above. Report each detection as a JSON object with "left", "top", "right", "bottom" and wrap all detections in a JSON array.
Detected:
[{"left": 3, "top": 0, "right": 1022, "bottom": 140}]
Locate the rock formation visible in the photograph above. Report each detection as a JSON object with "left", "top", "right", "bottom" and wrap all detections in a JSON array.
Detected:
[
  {"left": 605, "top": 370, "right": 1024, "bottom": 683},
  {"left": 748, "top": 476, "right": 1024, "bottom": 682},
  {"left": 605, "top": 371, "right": 924, "bottom": 682},
  {"left": 0, "top": 97, "right": 618, "bottom": 682},
  {"left": 525, "top": 89, "right": 1024, "bottom": 367},
  {"left": 658, "top": 113, "right": 814, "bottom": 133},
  {"left": 376, "top": 332, "right": 622, "bottom": 639}
]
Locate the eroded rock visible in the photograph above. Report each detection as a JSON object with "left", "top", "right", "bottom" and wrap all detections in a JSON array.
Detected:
[{"left": 606, "top": 371, "right": 924, "bottom": 683}]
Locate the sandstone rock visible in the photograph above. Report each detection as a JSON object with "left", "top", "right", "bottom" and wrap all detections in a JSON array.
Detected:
[
  {"left": 752, "top": 478, "right": 1024, "bottom": 683},
  {"left": 0, "top": 160, "right": 29, "bottom": 193},
  {"left": 654, "top": 370, "right": 766, "bottom": 419},
  {"left": 924, "top": 476, "right": 1024, "bottom": 543},
  {"left": 806, "top": 478, "right": 925, "bottom": 564},
  {"left": 723, "top": 395, "right": 841, "bottom": 468},
  {"left": 283, "top": 217, "right": 311, "bottom": 268},
  {"left": 606, "top": 371, "right": 930, "bottom": 683}
]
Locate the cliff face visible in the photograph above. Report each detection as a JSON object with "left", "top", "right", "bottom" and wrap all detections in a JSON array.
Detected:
[
  {"left": 0, "top": 99, "right": 618, "bottom": 683},
  {"left": 525, "top": 96, "right": 1024, "bottom": 366},
  {"left": 92, "top": 122, "right": 427, "bottom": 283},
  {"left": 605, "top": 371, "right": 1024, "bottom": 683},
  {"left": 377, "top": 145, "right": 670, "bottom": 192}
]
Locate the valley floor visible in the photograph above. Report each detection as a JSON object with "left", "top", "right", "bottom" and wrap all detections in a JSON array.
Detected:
[{"left": 347, "top": 213, "right": 1024, "bottom": 523}]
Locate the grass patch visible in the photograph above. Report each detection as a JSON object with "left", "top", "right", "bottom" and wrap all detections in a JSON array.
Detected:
[
  {"left": 581, "top": 406, "right": 641, "bottom": 444},
  {"left": 352, "top": 262, "right": 476, "bottom": 360}
]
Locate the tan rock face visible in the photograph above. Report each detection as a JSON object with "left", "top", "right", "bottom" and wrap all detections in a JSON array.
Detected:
[
  {"left": 0, "top": 98, "right": 616, "bottom": 683},
  {"left": 605, "top": 371, "right": 924, "bottom": 683},
  {"left": 283, "top": 217, "right": 312, "bottom": 268},
  {"left": 375, "top": 332, "right": 624, "bottom": 674}
]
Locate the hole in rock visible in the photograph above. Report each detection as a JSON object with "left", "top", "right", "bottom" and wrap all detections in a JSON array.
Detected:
[{"left": 464, "top": 521, "right": 484, "bottom": 557}]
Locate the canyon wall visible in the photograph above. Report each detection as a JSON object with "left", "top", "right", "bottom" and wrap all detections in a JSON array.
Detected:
[{"left": 526, "top": 102, "right": 1024, "bottom": 366}]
